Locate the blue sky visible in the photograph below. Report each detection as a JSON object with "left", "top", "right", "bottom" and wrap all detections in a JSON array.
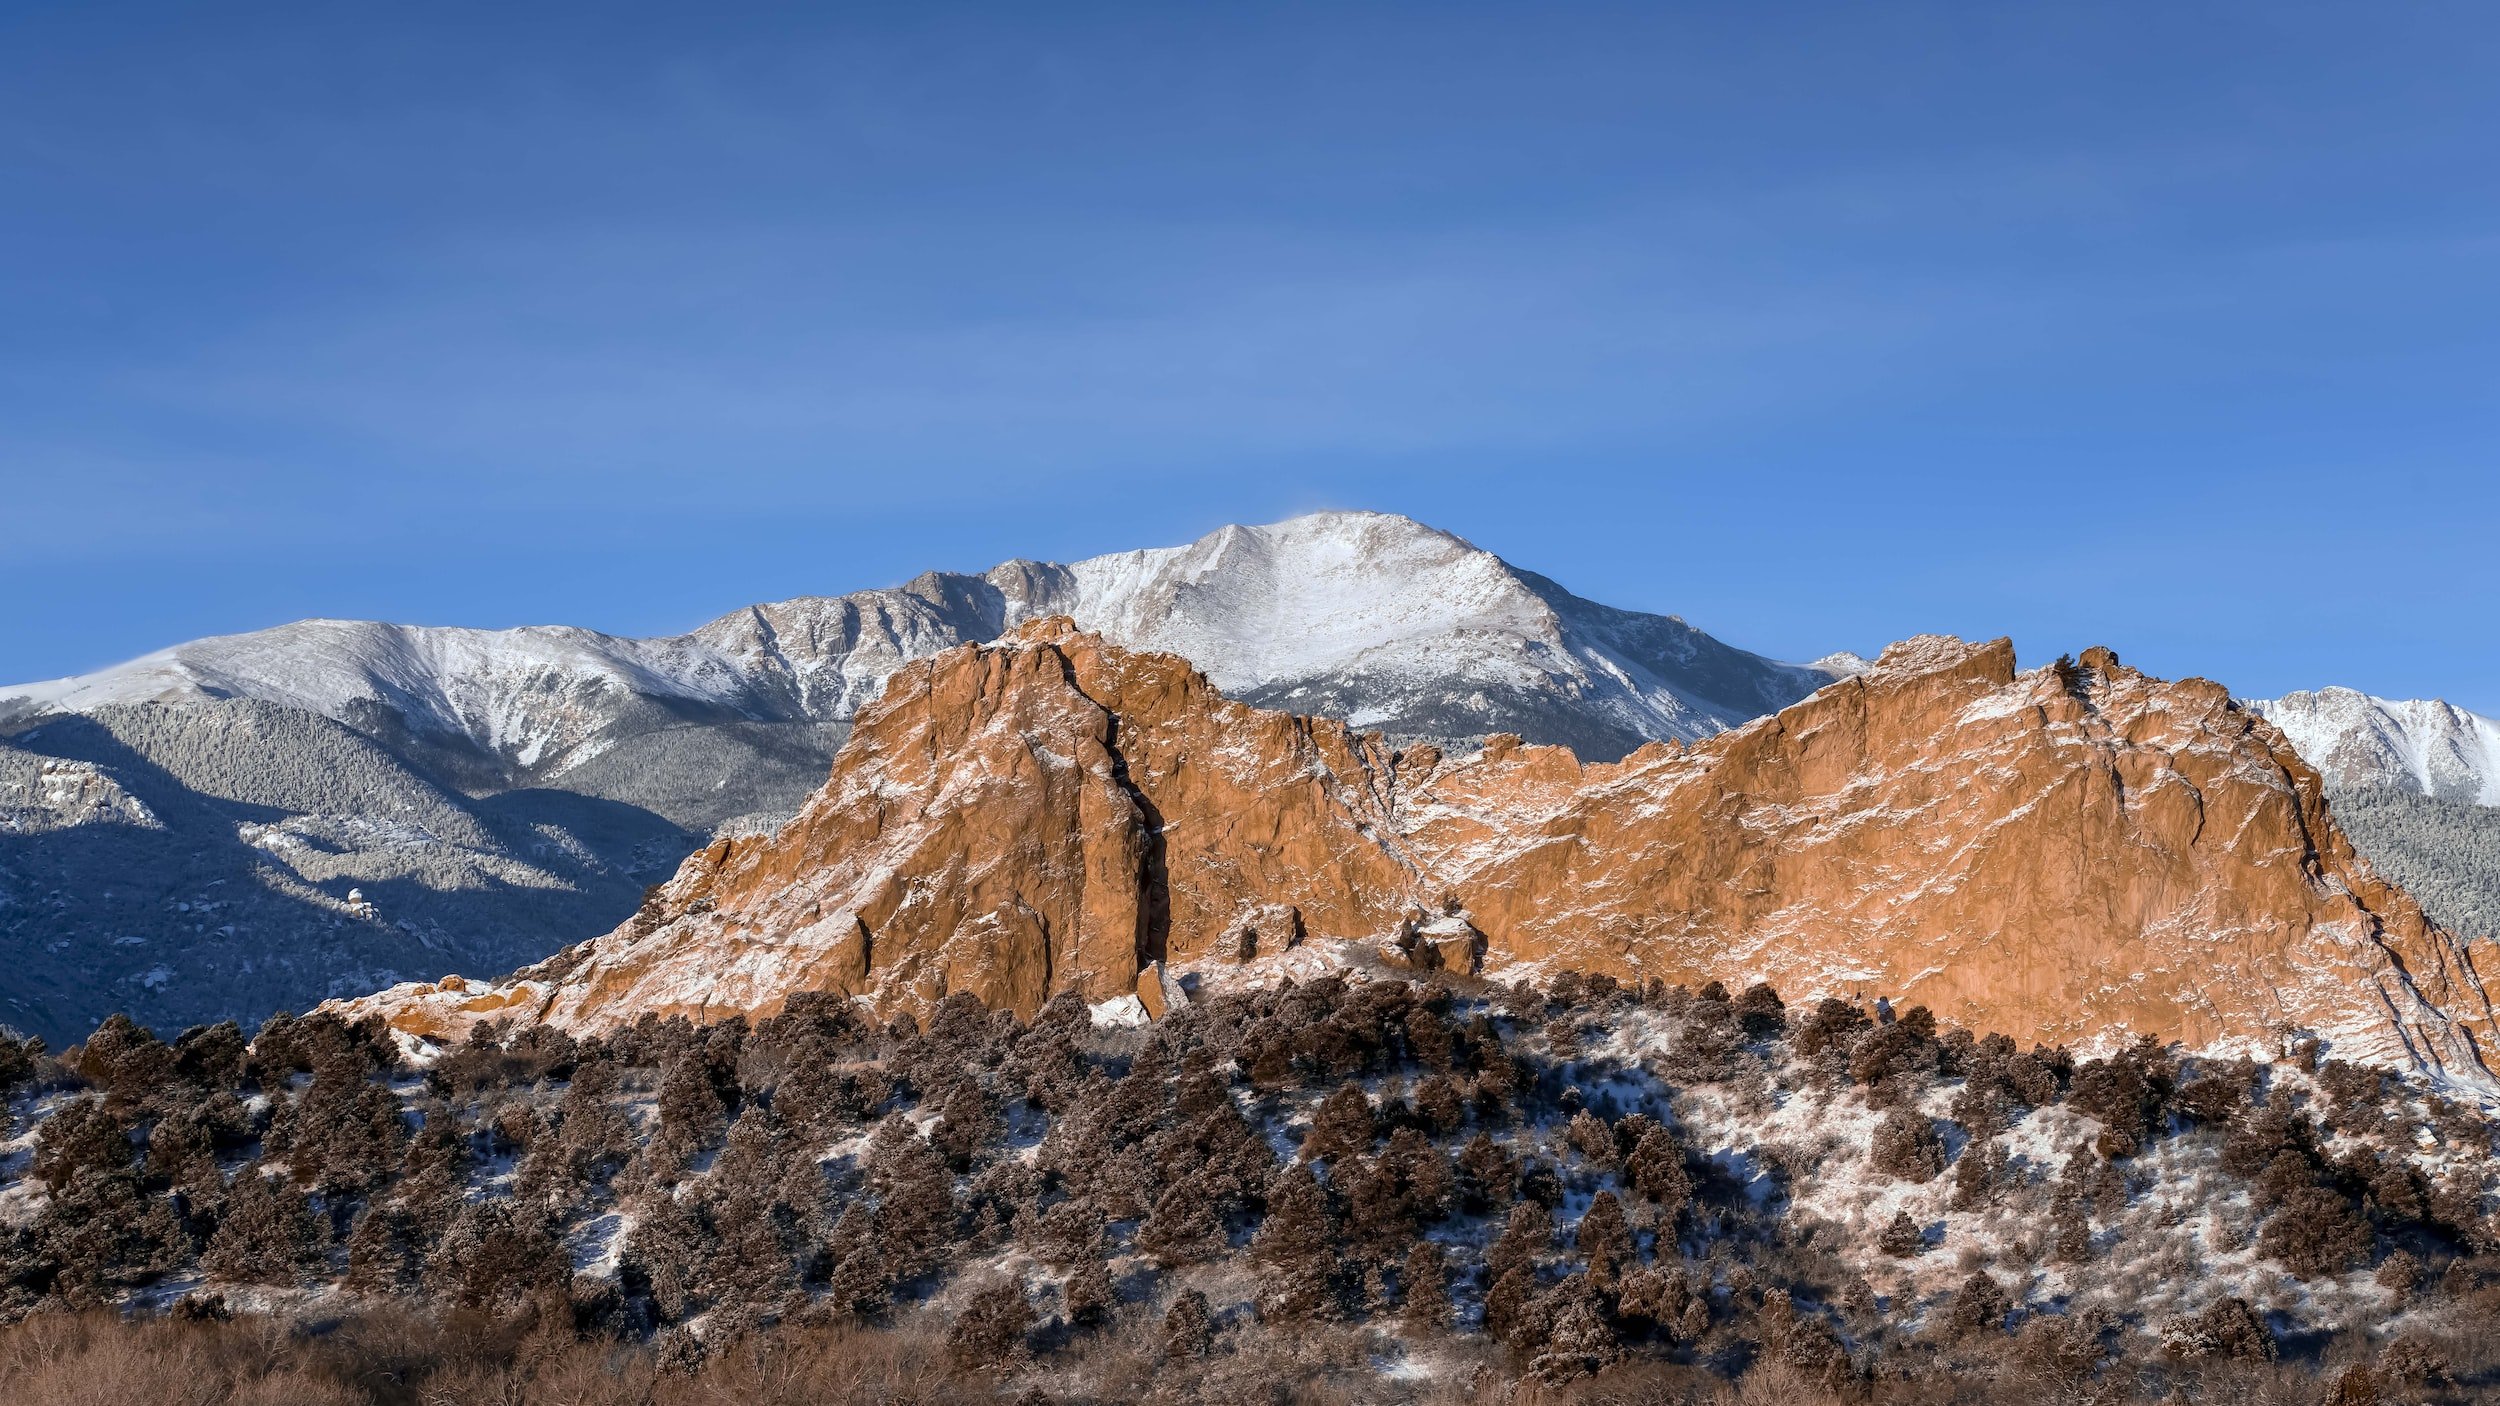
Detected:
[{"left": 4, "top": 2, "right": 2496, "bottom": 707}]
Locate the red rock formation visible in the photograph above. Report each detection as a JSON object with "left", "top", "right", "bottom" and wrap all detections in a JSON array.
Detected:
[
  {"left": 1406, "top": 637, "right": 2495, "bottom": 1078},
  {"left": 343, "top": 619, "right": 1434, "bottom": 1040},
  {"left": 338, "top": 623, "right": 2496, "bottom": 1082}
]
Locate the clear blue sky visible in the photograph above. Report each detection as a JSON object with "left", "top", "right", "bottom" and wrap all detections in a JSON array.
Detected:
[{"left": 4, "top": 3, "right": 2496, "bottom": 708}]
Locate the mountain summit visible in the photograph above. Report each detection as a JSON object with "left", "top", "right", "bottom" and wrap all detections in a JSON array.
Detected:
[
  {"left": 2246, "top": 687, "right": 2500, "bottom": 805},
  {"left": 3, "top": 512, "right": 1853, "bottom": 790}
]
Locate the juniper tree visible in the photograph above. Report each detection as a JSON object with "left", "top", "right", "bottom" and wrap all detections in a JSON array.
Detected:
[
  {"left": 1414, "top": 1073, "right": 1467, "bottom": 1134},
  {"left": 1576, "top": 1190, "right": 1634, "bottom": 1285},
  {"left": 1518, "top": 1154, "right": 1565, "bottom": 1210},
  {"left": 35, "top": 1166, "right": 186, "bottom": 1304},
  {"left": 346, "top": 1201, "right": 424, "bottom": 1296},
  {"left": 621, "top": 1187, "right": 714, "bottom": 1321},
  {"left": 1532, "top": 1273, "right": 1623, "bottom": 1383},
  {"left": 1952, "top": 1134, "right": 2004, "bottom": 1210},
  {"left": 653, "top": 1050, "right": 729, "bottom": 1171},
  {"left": 1879, "top": 1210, "right": 1924, "bottom": 1257},
  {"left": 1302, "top": 1082, "right": 1376, "bottom": 1164},
  {"left": 1626, "top": 1125, "right": 1694, "bottom": 1219},
  {"left": 1162, "top": 1288, "right": 1215, "bottom": 1357},
  {"left": 949, "top": 1275, "right": 1034, "bottom": 1374},
  {"left": 1794, "top": 998, "right": 1872, "bottom": 1064},
  {"left": 709, "top": 1178, "right": 805, "bottom": 1317},
  {"left": 1138, "top": 1175, "right": 1227, "bottom": 1265},
  {"left": 202, "top": 1171, "right": 325, "bottom": 1285},
  {"left": 1340, "top": 1154, "right": 1416, "bottom": 1262},
  {"left": 1405, "top": 1006, "right": 1455, "bottom": 1071},
  {"left": 1027, "top": 1196, "right": 1107, "bottom": 1268},
  {"left": 1870, "top": 1109, "right": 1946, "bottom": 1183},
  {"left": 285, "top": 1054, "right": 407, "bottom": 1197},
  {"left": 1251, "top": 1162, "right": 1340, "bottom": 1321},
  {"left": 1088, "top": 1144, "right": 1159, "bottom": 1222},
  {"left": 1848, "top": 1017, "right": 1940, "bottom": 1102},
  {"left": 0, "top": 1032, "right": 34, "bottom": 1096},
  {"left": 2052, "top": 1203, "right": 2093, "bottom": 1264},
  {"left": 1457, "top": 1132, "right": 1518, "bottom": 1213},
  {"left": 1171, "top": 1059, "right": 1229, "bottom": 1120},
  {"left": 390, "top": 1144, "right": 467, "bottom": 1249},
  {"left": 2159, "top": 1296, "right": 2275, "bottom": 1363},
  {"left": 71, "top": 1014, "right": 174, "bottom": 1112},
  {"left": 1482, "top": 1264, "right": 1548, "bottom": 1349},
  {"left": 1061, "top": 1253, "right": 1116, "bottom": 1330},
  {"left": 1401, "top": 1240, "right": 1452, "bottom": 1330},
  {"left": 170, "top": 1021, "right": 249, "bottom": 1091},
  {"left": 865, "top": 1112, "right": 959, "bottom": 1278},
  {"left": 930, "top": 1078, "right": 997, "bottom": 1172},
  {"left": 2362, "top": 1154, "right": 2431, "bottom": 1225},
  {"left": 1616, "top": 1266, "right": 1691, "bottom": 1339},
  {"left": 1488, "top": 1200, "right": 1553, "bottom": 1284},
  {"left": 1947, "top": 1271, "right": 2012, "bottom": 1338},
  {"left": 551, "top": 1057, "right": 636, "bottom": 1184},
  {"left": 1733, "top": 982, "right": 1787, "bottom": 1037},
  {"left": 1383, "top": 1126, "right": 1455, "bottom": 1224},
  {"left": 2376, "top": 1249, "right": 2423, "bottom": 1296},
  {"left": 2069, "top": 1055, "right": 2157, "bottom": 1158},
  {"left": 2379, "top": 1332, "right": 2448, "bottom": 1388},
  {"left": 2261, "top": 1186, "right": 2374, "bottom": 1278},
  {"left": 1564, "top": 1109, "right": 1618, "bottom": 1169},
  {"left": 145, "top": 1094, "right": 243, "bottom": 1199},
  {"left": 426, "top": 1198, "right": 565, "bottom": 1313},
  {"left": 32, "top": 1098, "right": 133, "bottom": 1188},
  {"left": 823, "top": 1203, "right": 892, "bottom": 1318},
  {"left": 1949, "top": 1077, "right": 2010, "bottom": 1134},
  {"left": 1470, "top": 1055, "right": 1523, "bottom": 1120}
]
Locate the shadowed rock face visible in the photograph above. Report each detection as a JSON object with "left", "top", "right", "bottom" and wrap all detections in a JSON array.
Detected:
[{"left": 340, "top": 625, "right": 2498, "bottom": 1084}]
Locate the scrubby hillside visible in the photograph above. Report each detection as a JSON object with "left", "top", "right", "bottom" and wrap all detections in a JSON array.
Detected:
[{"left": 2, "top": 969, "right": 2496, "bottom": 1403}]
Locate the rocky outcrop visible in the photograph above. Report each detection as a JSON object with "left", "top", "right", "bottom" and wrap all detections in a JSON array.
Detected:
[
  {"left": 340, "top": 627, "right": 2498, "bottom": 1083},
  {"left": 1407, "top": 638, "right": 2496, "bottom": 1079},
  {"left": 344, "top": 619, "right": 1435, "bottom": 1035}
]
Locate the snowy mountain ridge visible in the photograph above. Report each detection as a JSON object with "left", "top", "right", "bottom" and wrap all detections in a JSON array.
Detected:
[
  {"left": 2246, "top": 687, "right": 2500, "bottom": 807},
  {"left": 1, "top": 512, "right": 1860, "bottom": 782}
]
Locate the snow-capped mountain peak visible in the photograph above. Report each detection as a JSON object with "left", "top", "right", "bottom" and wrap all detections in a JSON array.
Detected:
[
  {"left": 1042, "top": 511, "right": 1550, "bottom": 686},
  {"left": 2, "top": 511, "right": 1855, "bottom": 786},
  {"left": 2246, "top": 687, "right": 2500, "bottom": 806}
]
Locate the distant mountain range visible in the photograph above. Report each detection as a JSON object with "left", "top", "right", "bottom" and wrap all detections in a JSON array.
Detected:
[
  {"left": 2246, "top": 688, "right": 2500, "bottom": 803},
  {"left": 0, "top": 512, "right": 1859, "bottom": 1041},
  {"left": 2240, "top": 689, "right": 2500, "bottom": 946},
  {"left": 5, "top": 509, "right": 2495, "bottom": 1044}
]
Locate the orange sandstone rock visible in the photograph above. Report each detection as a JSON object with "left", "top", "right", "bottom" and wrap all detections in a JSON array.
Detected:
[{"left": 335, "top": 625, "right": 2496, "bottom": 1083}]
